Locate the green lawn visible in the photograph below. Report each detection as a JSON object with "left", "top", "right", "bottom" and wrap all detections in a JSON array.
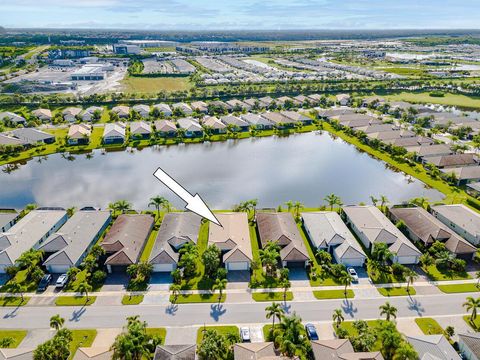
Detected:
[
  {"left": 422, "top": 265, "right": 471, "bottom": 281},
  {"left": 249, "top": 224, "right": 280, "bottom": 288},
  {"left": 386, "top": 91, "right": 480, "bottom": 110},
  {"left": 170, "top": 293, "right": 226, "bottom": 304},
  {"left": 464, "top": 315, "right": 480, "bottom": 331},
  {"left": 0, "top": 297, "right": 30, "bottom": 307},
  {"left": 415, "top": 318, "right": 444, "bottom": 335},
  {"left": 55, "top": 296, "right": 96, "bottom": 306},
  {"left": 313, "top": 289, "right": 354, "bottom": 299},
  {"left": 122, "top": 76, "right": 192, "bottom": 94},
  {"left": 438, "top": 283, "right": 480, "bottom": 293},
  {"left": 379, "top": 67, "right": 431, "bottom": 78},
  {"left": 69, "top": 330, "right": 97, "bottom": 359},
  {"left": 377, "top": 287, "right": 416, "bottom": 297},
  {"left": 121, "top": 295, "right": 144, "bottom": 305},
  {"left": 0, "top": 330, "right": 28, "bottom": 348},
  {"left": 146, "top": 328, "right": 166, "bottom": 345},
  {"left": 139, "top": 227, "right": 160, "bottom": 262},
  {"left": 1, "top": 268, "right": 40, "bottom": 293},
  {"left": 196, "top": 326, "right": 239, "bottom": 344},
  {"left": 252, "top": 292, "right": 293, "bottom": 302}
]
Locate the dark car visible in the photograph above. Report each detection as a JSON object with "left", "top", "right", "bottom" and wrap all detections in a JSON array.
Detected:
[
  {"left": 305, "top": 323, "right": 319, "bottom": 340},
  {"left": 37, "top": 274, "right": 52, "bottom": 292}
]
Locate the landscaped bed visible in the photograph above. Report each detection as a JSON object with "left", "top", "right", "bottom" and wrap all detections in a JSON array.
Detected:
[
  {"left": 55, "top": 296, "right": 96, "bottom": 306},
  {"left": 415, "top": 318, "right": 444, "bottom": 335},
  {"left": 196, "top": 326, "right": 238, "bottom": 344},
  {"left": 313, "top": 289, "right": 354, "bottom": 299},
  {"left": 69, "top": 330, "right": 97, "bottom": 359},
  {"left": 437, "top": 283, "right": 479, "bottom": 293},
  {"left": 0, "top": 330, "right": 28, "bottom": 348},
  {"left": 377, "top": 287, "right": 416, "bottom": 297},
  {"left": 170, "top": 293, "right": 226, "bottom": 304},
  {"left": 0, "top": 296, "right": 30, "bottom": 306},
  {"left": 121, "top": 295, "right": 144, "bottom": 305},
  {"left": 252, "top": 292, "right": 293, "bottom": 302}
]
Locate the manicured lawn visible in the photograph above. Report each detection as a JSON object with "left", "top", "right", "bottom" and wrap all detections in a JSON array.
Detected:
[
  {"left": 0, "top": 296, "right": 30, "bottom": 306},
  {"left": 196, "top": 326, "right": 238, "bottom": 344},
  {"left": 55, "top": 296, "right": 96, "bottom": 306},
  {"left": 63, "top": 268, "right": 103, "bottom": 292},
  {"left": 379, "top": 67, "right": 431, "bottom": 78},
  {"left": 139, "top": 227, "right": 160, "bottom": 262},
  {"left": 422, "top": 265, "right": 471, "bottom": 281},
  {"left": 464, "top": 315, "right": 480, "bottom": 331},
  {"left": 438, "top": 283, "right": 480, "bottom": 293},
  {"left": 121, "top": 295, "right": 144, "bottom": 305},
  {"left": 69, "top": 330, "right": 97, "bottom": 359},
  {"left": 1, "top": 268, "right": 40, "bottom": 293},
  {"left": 0, "top": 330, "right": 28, "bottom": 348},
  {"left": 146, "top": 328, "right": 166, "bottom": 344},
  {"left": 386, "top": 91, "right": 480, "bottom": 110},
  {"left": 377, "top": 287, "right": 416, "bottom": 297},
  {"left": 367, "top": 267, "right": 405, "bottom": 284},
  {"left": 415, "top": 318, "right": 444, "bottom": 335},
  {"left": 252, "top": 292, "right": 293, "bottom": 302},
  {"left": 170, "top": 293, "right": 226, "bottom": 304},
  {"left": 313, "top": 289, "right": 354, "bottom": 299},
  {"left": 122, "top": 76, "right": 192, "bottom": 94},
  {"left": 249, "top": 224, "right": 281, "bottom": 288}
]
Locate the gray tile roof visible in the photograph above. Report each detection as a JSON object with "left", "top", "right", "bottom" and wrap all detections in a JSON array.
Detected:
[
  {"left": 406, "top": 335, "right": 460, "bottom": 360},
  {"left": 0, "top": 212, "right": 18, "bottom": 231},
  {"left": 458, "top": 333, "right": 480, "bottom": 359},
  {"left": 11, "top": 128, "right": 55, "bottom": 144},
  {"left": 432, "top": 204, "right": 480, "bottom": 238},
  {"left": 153, "top": 344, "right": 196, "bottom": 360}
]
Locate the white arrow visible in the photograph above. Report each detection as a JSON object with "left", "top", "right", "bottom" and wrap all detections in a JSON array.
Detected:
[{"left": 153, "top": 167, "right": 222, "bottom": 227}]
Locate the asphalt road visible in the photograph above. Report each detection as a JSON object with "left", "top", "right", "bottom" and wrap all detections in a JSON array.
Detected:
[{"left": 0, "top": 293, "right": 468, "bottom": 329}]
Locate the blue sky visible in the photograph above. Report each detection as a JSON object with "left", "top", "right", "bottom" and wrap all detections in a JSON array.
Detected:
[{"left": 1, "top": 0, "right": 479, "bottom": 30}]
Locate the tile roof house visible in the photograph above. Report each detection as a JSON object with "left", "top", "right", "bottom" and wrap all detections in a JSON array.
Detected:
[
  {"left": 389, "top": 207, "right": 476, "bottom": 258},
  {"left": 302, "top": 212, "right": 366, "bottom": 267},
  {"left": 458, "top": 333, "right": 480, "bottom": 360},
  {"left": 154, "top": 120, "right": 177, "bottom": 137},
  {"left": 177, "top": 117, "right": 203, "bottom": 138},
  {"left": 153, "top": 104, "right": 173, "bottom": 117},
  {"left": 101, "top": 214, "right": 154, "bottom": 273},
  {"left": 220, "top": 115, "right": 250, "bottom": 131},
  {"left": 260, "top": 112, "right": 292, "bottom": 127},
  {"left": 208, "top": 213, "right": 253, "bottom": 271},
  {"left": 202, "top": 116, "right": 227, "bottom": 134},
  {"left": 441, "top": 166, "right": 480, "bottom": 186},
  {"left": 431, "top": 204, "right": 480, "bottom": 246},
  {"left": 311, "top": 339, "right": 384, "bottom": 360},
  {"left": 233, "top": 342, "right": 279, "bottom": 360},
  {"left": 334, "top": 113, "right": 382, "bottom": 129},
  {"left": 256, "top": 212, "right": 309, "bottom": 268},
  {"left": 68, "top": 123, "right": 92, "bottom": 145},
  {"left": 0, "top": 134, "right": 25, "bottom": 146},
  {"left": 62, "top": 107, "right": 82, "bottom": 122},
  {"left": 406, "top": 144, "right": 453, "bottom": 160},
  {"left": 190, "top": 101, "right": 209, "bottom": 114},
  {"left": 0, "top": 208, "right": 68, "bottom": 273},
  {"left": 0, "top": 347, "right": 35, "bottom": 360},
  {"left": 0, "top": 212, "right": 19, "bottom": 233},
  {"left": 258, "top": 96, "right": 275, "bottom": 107},
  {"left": 11, "top": 128, "right": 55, "bottom": 145},
  {"left": 406, "top": 335, "right": 460, "bottom": 360},
  {"left": 342, "top": 206, "right": 421, "bottom": 264},
  {"left": 74, "top": 347, "right": 113, "bottom": 360},
  {"left": 153, "top": 344, "right": 196, "bottom": 360},
  {"left": 32, "top": 108, "right": 53, "bottom": 122},
  {"left": 426, "top": 154, "right": 479, "bottom": 169},
  {"left": 149, "top": 212, "right": 202, "bottom": 272},
  {"left": 132, "top": 104, "right": 150, "bottom": 118},
  {"left": 103, "top": 123, "right": 126, "bottom": 144},
  {"left": 226, "top": 99, "right": 251, "bottom": 111},
  {"left": 111, "top": 106, "right": 130, "bottom": 119},
  {"left": 240, "top": 113, "right": 273, "bottom": 130},
  {"left": 0, "top": 112, "right": 26, "bottom": 125},
  {"left": 383, "top": 136, "right": 434, "bottom": 147},
  {"left": 130, "top": 121, "right": 152, "bottom": 138},
  {"left": 280, "top": 110, "right": 312, "bottom": 124},
  {"left": 336, "top": 94, "right": 351, "bottom": 106},
  {"left": 81, "top": 106, "right": 103, "bottom": 122},
  {"left": 172, "top": 103, "right": 193, "bottom": 115},
  {"left": 39, "top": 210, "right": 111, "bottom": 273}
]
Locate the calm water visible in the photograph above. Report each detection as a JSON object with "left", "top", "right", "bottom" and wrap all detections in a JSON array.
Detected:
[{"left": 0, "top": 132, "right": 443, "bottom": 210}]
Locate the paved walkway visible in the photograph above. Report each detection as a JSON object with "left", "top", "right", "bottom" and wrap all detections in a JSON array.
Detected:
[{"left": 91, "top": 328, "right": 122, "bottom": 347}]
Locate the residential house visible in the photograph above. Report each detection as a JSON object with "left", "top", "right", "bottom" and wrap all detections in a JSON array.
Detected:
[
  {"left": 172, "top": 103, "right": 193, "bottom": 115},
  {"left": 208, "top": 213, "right": 252, "bottom": 271},
  {"left": 307, "top": 94, "right": 323, "bottom": 103},
  {"left": 68, "top": 124, "right": 92, "bottom": 145},
  {"left": 260, "top": 112, "right": 292, "bottom": 128},
  {"left": 441, "top": 166, "right": 480, "bottom": 186},
  {"left": 202, "top": 116, "right": 227, "bottom": 134},
  {"left": 0, "top": 211, "right": 19, "bottom": 233},
  {"left": 220, "top": 115, "right": 250, "bottom": 132},
  {"left": 276, "top": 96, "right": 299, "bottom": 107},
  {"left": 111, "top": 106, "right": 130, "bottom": 119},
  {"left": 82, "top": 106, "right": 103, "bottom": 122},
  {"left": 356, "top": 123, "right": 398, "bottom": 134},
  {"left": 319, "top": 107, "right": 356, "bottom": 119},
  {"left": 130, "top": 121, "right": 152, "bottom": 139},
  {"left": 334, "top": 113, "right": 382, "bottom": 129},
  {"left": 258, "top": 96, "right": 275, "bottom": 108},
  {"left": 149, "top": 212, "right": 201, "bottom": 272},
  {"left": 240, "top": 113, "right": 273, "bottom": 130},
  {"left": 302, "top": 212, "right": 366, "bottom": 267},
  {"left": 0, "top": 112, "right": 26, "bottom": 126},
  {"left": 293, "top": 94, "right": 310, "bottom": 105},
  {"left": 11, "top": 128, "right": 55, "bottom": 145},
  {"left": 425, "top": 154, "right": 479, "bottom": 169},
  {"left": 406, "top": 144, "right": 453, "bottom": 161},
  {"left": 256, "top": 212, "right": 310, "bottom": 268},
  {"left": 132, "top": 105, "right": 150, "bottom": 119},
  {"left": 342, "top": 206, "right": 421, "bottom": 264},
  {"left": 32, "top": 108, "right": 52, "bottom": 122},
  {"left": 233, "top": 342, "right": 278, "bottom": 359},
  {"left": 367, "top": 129, "right": 415, "bottom": 142},
  {"left": 154, "top": 120, "right": 177, "bottom": 137},
  {"left": 177, "top": 117, "right": 203, "bottom": 137},
  {"left": 244, "top": 98, "right": 265, "bottom": 109},
  {"left": 0, "top": 208, "right": 68, "bottom": 273},
  {"left": 103, "top": 123, "right": 126, "bottom": 144},
  {"left": 389, "top": 207, "right": 476, "bottom": 259},
  {"left": 0, "top": 134, "right": 25, "bottom": 146},
  {"left": 226, "top": 99, "right": 251, "bottom": 111},
  {"left": 406, "top": 335, "right": 460, "bottom": 360},
  {"left": 458, "top": 333, "right": 480, "bottom": 360},
  {"left": 62, "top": 107, "right": 82, "bottom": 123},
  {"left": 208, "top": 100, "right": 229, "bottom": 113},
  {"left": 153, "top": 104, "right": 172, "bottom": 117},
  {"left": 190, "top": 101, "right": 209, "bottom": 114},
  {"left": 280, "top": 110, "right": 312, "bottom": 125},
  {"left": 467, "top": 182, "right": 480, "bottom": 198},
  {"left": 153, "top": 344, "right": 196, "bottom": 360},
  {"left": 431, "top": 204, "right": 480, "bottom": 246},
  {"left": 336, "top": 94, "right": 351, "bottom": 106},
  {"left": 311, "top": 339, "right": 384, "bottom": 360},
  {"left": 383, "top": 136, "right": 434, "bottom": 147},
  {"left": 101, "top": 214, "right": 154, "bottom": 273},
  {"left": 0, "top": 347, "right": 35, "bottom": 360},
  {"left": 74, "top": 347, "right": 113, "bottom": 360},
  {"left": 39, "top": 210, "right": 111, "bottom": 273}
]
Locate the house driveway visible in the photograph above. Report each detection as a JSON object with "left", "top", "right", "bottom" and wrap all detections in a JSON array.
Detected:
[
  {"left": 396, "top": 318, "right": 424, "bottom": 337},
  {"left": 164, "top": 326, "right": 198, "bottom": 345},
  {"left": 20, "top": 329, "right": 55, "bottom": 347},
  {"left": 435, "top": 316, "right": 474, "bottom": 342},
  {"left": 101, "top": 273, "right": 129, "bottom": 292},
  {"left": 91, "top": 328, "right": 122, "bottom": 347}
]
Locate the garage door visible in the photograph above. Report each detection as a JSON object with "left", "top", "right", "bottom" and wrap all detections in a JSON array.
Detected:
[
  {"left": 227, "top": 262, "right": 249, "bottom": 271},
  {"left": 395, "top": 256, "right": 418, "bottom": 265},
  {"left": 340, "top": 258, "right": 364, "bottom": 267},
  {"left": 285, "top": 261, "right": 305, "bottom": 268},
  {"left": 48, "top": 265, "right": 70, "bottom": 274},
  {"left": 153, "top": 263, "right": 176, "bottom": 272}
]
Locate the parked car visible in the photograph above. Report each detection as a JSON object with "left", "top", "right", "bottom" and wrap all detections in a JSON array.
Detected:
[
  {"left": 305, "top": 323, "right": 319, "bottom": 340},
  {"left": 348, "top": 267, "right": 359, "bottom": 282},
  {"left": 240, "top": 327, "right": 251, "bottom": 342},
  {"left": 37, "top": 274, "right": 52, "bottom": 292},
  {"left": 55, "top": 274, "right": 69, "bottom": 288}
]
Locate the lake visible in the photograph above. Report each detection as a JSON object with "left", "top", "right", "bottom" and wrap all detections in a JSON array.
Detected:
[{"left": 0, "top": 132, "right": 443, "bottom": 210}]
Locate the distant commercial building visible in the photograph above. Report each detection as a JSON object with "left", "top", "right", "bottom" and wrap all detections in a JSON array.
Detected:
[
  {"left": 49, "top": 49, "right": 91, "bottom": 59},
  {"left": 71, "top": 64, "right": 111, "bottom": 81},
  {"left": 113, "top": 44, "right": 141, "bottom": 55},
  {"left": 119, "top": 40, "right": 177, "bottom": 48}
]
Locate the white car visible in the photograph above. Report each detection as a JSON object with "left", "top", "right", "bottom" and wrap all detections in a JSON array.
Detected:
[
  {"left": 347, "top": 268, "right": 359, "bottom": 282},
  {"left": 240, "top": 327, "right": 251, "bottom": 342},
  {"left": 55, "top": 274, "right": 69, "bottom": 288}
]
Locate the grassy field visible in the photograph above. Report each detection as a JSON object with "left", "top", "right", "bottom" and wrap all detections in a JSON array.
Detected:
[
  {"left": 196, "top": 326, "right": 238, "bottom": 344},
  {"left": 379, "top": 67, "right": 431, "bottom": 77},
  {"left": 0, "top": 296, "right": 30, "bottom": 307},
  {"left": 385, "top": 91, "right": 480, "bottom": 109},
  {"left": 122, "top": 76, "right": 192, "bottom": 93},
  {"left": 69, "top": 330, "right": 97, "bottom": 359},
  {"left": 313, "top": 289, "right": 354, "bottom": 299},
  {"left": 377, "top": 287, "right": 416, "bottom": 297},
  {"left": 252, "top": 292, "right": 293, "bottom": 302},
  {"left": 0, "top": 330, "right": 28, "bottom": 348},
  {"left": 170, "top": 293, "right": 226, "bottom": 304},
  {"left": 55, "top": 296, "right": 96, "bottom": 306},
  {"left": 121, "top": 295, "right": 144, "bottom": 305},
  {"left": 438, "top": 283, "right": 480, "bottom": 293},
  {"left": 415, "top": 318, "right": 444, "bottom": 335}
]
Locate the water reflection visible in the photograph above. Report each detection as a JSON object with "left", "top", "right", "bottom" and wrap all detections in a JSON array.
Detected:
[{"left": 0, "top": 132, "right": 443, "bottom": 209}]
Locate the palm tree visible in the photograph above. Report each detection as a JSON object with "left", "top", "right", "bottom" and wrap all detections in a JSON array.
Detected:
[
  {"left": 463, "top": 296, "right": 480, "bottom": 321},
  {"left": 394, "top": 342, "right": 418, "bottom": 360},
  {"left": 169, "top": 284, "right": 181, "bottom": 303},
  {"left": 339, "top": 271, "right": 354, "bottom": 296},
  {"left": 476, "top": 271, "right": 480, "bottom": 287},
  {"left": 379, "top": 301, "right": 397, "bottom": 321},
  {"left": 405, "top": 268, "right": 418, "bottom": 293},
  {"left": 148, "top": 196, "right": 170, "bottom": 219},
  {"left": 265, "top": 302, "right": 284, "bottom": 333},
  {"left": 380, "top": 195, "right": 389, "bottom": 211},
  {"left": 7, "top": 282, "right": 25, "bottom": 301},
  {"left": 324, "top": 193, "right": 342, "bottom": 211},
  {"left": 332, "top": 308, "right": 344, "bottom": 328},
  {"left": 281, "top": 279, "right": 291, "bottom": 301},
  {"left": 370, "top": 195, "right": 379, "bottom": 206},
  {"left": 109, "top": 200, "right": 132, "bottom": 215},
  {"left": 66, "top": 207, "right": 76, "bottom": 217},
  {"left": 284, "top": 201, "right": 294, "bottom": 212},
  {"left": 76, "top": 281, "right": 93, "bottom": 302},
  {"left": 293, "top": 201, "right": 304, "bottom": 220},
  {"left": 213, "top": 278, "right": 227, "bottom": 302},
  {"left": 49, "top": 314, "right": 65, "bottom": 330},
  {"left": 273, "top": 313, "right": 307, "bottom": 357}
]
